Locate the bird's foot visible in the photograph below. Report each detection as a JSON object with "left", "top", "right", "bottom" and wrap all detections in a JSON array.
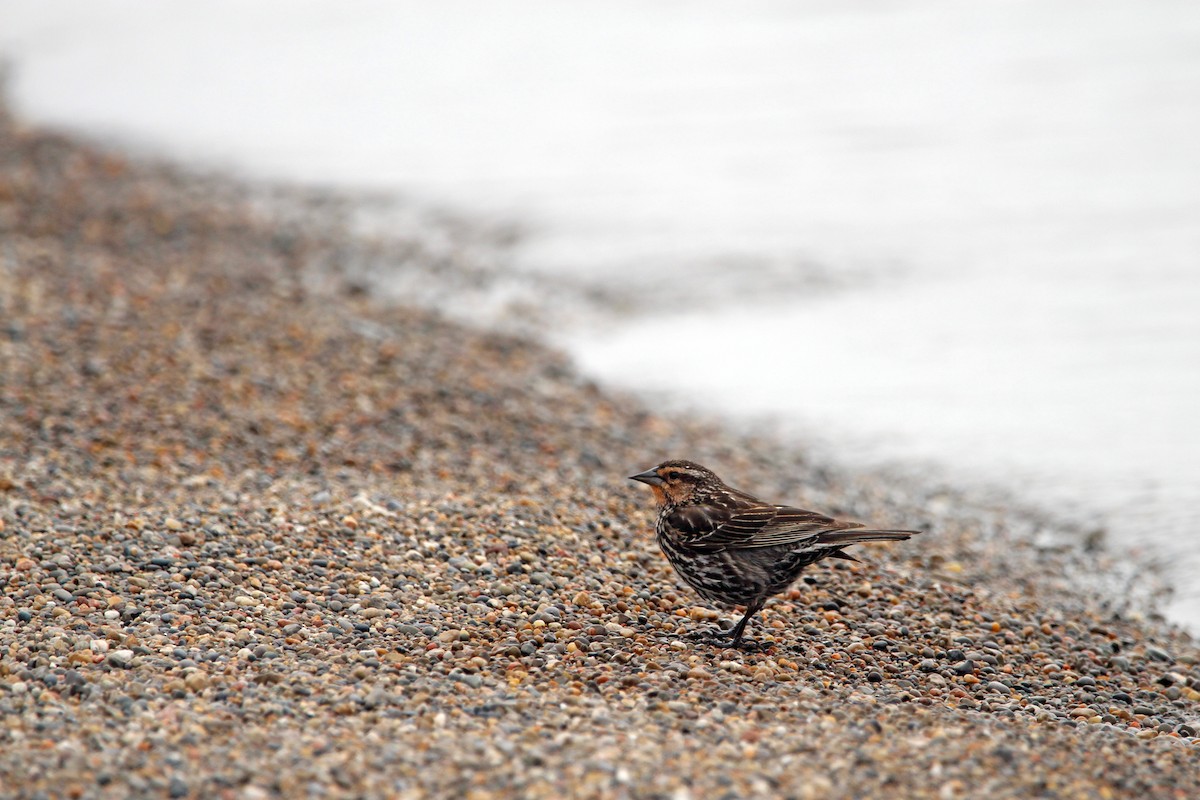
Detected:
[
  {"left": 684, "top": 627, "right": 772, "bottom": 652},
  {"left": 718, "top": 637, "right": 772, "bottom": 653},
  {"left": 682, "top": 627, "right": 719, "bottom": 642}
]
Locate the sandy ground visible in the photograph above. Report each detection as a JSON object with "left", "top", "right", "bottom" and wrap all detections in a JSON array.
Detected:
[{"left": 1, "top": 100, "right": 1199, "bottom": 799}]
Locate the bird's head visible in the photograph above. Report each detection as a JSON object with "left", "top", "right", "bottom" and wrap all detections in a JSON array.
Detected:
[{"left": 628, "top": 460, "right": 722, "bottom": 507}]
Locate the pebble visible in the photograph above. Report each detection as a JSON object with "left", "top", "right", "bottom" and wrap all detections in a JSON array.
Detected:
[
  {"left": 107, "top": 650, "right": 134, "bottom": 668},
  {"left": 185, "top": 673, "right": 209, "bottom": 692},
  {"left": 1146, "top": 646, "right": 1173, "bottom": 662}
]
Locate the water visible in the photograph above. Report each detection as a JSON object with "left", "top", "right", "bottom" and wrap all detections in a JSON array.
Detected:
[{"left": 2, "top": 0, "right": 1198, "bottom": 628}]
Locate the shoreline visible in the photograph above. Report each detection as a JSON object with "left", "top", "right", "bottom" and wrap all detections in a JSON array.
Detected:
[{"left": 2, "top": 102, "right": 1198, "bottom": 797}]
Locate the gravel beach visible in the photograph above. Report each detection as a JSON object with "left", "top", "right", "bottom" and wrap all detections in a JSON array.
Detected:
[{"left": 2, "top": 100, "right": 1199, "bottom": 799}]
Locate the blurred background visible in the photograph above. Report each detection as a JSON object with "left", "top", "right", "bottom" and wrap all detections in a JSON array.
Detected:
[{"left": 2, "top": 0, "right": 1198, "bottom": 629}]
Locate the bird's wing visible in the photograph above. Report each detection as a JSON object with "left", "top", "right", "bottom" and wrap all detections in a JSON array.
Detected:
[{"left": 665, "top": 502, "right": 860, "bottom": 551}]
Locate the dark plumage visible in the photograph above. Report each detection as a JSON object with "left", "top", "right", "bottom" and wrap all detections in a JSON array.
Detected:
[{"left": 629, "top": 459, "right": 919, "bottom": 648}]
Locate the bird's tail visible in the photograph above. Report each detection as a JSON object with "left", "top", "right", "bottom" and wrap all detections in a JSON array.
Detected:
[
  {"left": 818, "top": 529, "right": 919, "bottom": 547},
  {"left": 819, "top": 529, "right": 918, "bottom": 562}
]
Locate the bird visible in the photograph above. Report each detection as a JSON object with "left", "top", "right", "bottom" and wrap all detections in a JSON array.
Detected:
[{"left": 629, "top": 459, "right": 919, "bottom": 648}]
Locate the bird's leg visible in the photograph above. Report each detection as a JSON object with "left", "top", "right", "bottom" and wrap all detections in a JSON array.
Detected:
[
  {"left": 726, "top": 599, "right": 765, "bottom": 647},
  {"left": 681, "top": 601, "right": 769, "bottom": 650}
]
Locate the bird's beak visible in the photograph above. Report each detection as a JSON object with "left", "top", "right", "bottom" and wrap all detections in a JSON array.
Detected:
[{"left": 629, "top": 468, "right": 665, "bottom": 486}]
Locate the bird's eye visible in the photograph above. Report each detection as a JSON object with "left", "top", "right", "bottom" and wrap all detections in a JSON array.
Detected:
[{"left": 666, "top": 471, "right": 682, "bottom": 481}]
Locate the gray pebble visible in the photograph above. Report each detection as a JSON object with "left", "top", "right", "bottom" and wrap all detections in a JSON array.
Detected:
[
  {"left": 1146, "top": 646, "right": 1173, "bottom": 662},
  {"left": 106, "top": 650, "right": 134, "bottom": 668}
]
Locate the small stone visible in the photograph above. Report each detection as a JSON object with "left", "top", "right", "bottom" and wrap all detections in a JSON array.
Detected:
[
  {"left": 438, "top": 629, "right": 462, "bottom": 643},
  {"left": 1159, "top": 672, "right": 1186, "bottom": 686},
  {"left": 986, "top": 681, "right": 1011, "bottom": 694},
  {"left": 234, "top": 596, "right": 256, "bottom": 607},
  {"left": 168, "top": 776, "right": 189, "bottom": 798},
  {"left": 867, "top": 671, "right": 884, "bottom": 683},
  {"left": 185, "top": 672, "right": 209, "bottom": 692},
  {"left": 164, "top": 517, "right": 184, "bottom": 531},
  {"left": 1147, "top": 646, "right": 1173, "bottom": 662},
  {"left": 687, "top": 668, "right": 712, "bottom": 680},
  {"left": 107, "top": 650, "right": 134, "bottom": 668}
]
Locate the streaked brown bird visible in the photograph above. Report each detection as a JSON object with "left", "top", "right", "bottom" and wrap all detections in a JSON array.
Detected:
[{"left": 629, "top": 459, "right": 919, "bottom": 648}]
